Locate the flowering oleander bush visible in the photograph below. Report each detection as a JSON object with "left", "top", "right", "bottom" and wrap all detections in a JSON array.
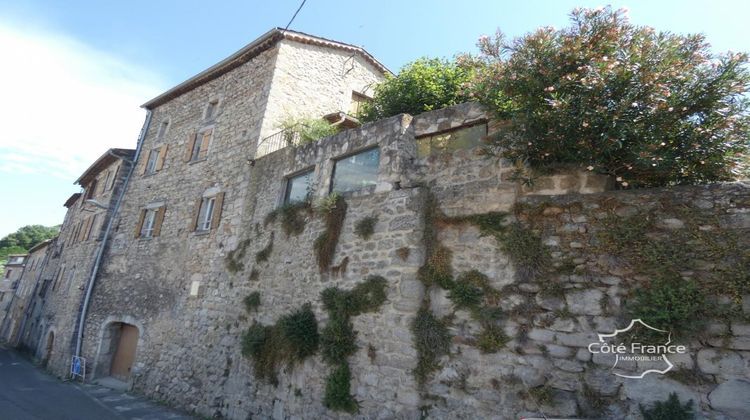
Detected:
[{"left": 467, "top": 6, "right": 750, "bottom": 187}]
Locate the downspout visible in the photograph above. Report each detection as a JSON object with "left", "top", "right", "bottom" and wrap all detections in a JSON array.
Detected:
[{"left": 74, "top": 110, "right": 152, "bottom": 358}]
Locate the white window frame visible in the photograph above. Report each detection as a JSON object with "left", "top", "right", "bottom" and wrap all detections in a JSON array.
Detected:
[
  {"left": 197, "top": 197, "right": 216, "bottom": 231},
  {"left": 141, "top": 209, "right": 157, "bottom": 238},
  {"left": 146, "top": 149, "right": 160, "bottom": 174}
]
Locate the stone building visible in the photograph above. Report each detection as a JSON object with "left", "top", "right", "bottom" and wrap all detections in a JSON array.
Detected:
[
  {"left": 0, "top": 254, "right": 27, "bottom": 326},
  {"left": 8, "top": 27, "right": 750, "bottom": 419},
  {"left": 14, "top": 148, "right": 134, "bottom": 370},
  {"left": 0, "top": 240, "right": 51, "bottom": 346}
]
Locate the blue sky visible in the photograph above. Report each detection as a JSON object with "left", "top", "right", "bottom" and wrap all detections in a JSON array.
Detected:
[{"left": 1, "top": 0, "right": 749, "bottom": 237}]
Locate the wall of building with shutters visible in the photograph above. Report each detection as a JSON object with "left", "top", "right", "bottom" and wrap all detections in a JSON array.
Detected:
[{"left": 18, "top": 155, "right": 132, "bottom": 376}]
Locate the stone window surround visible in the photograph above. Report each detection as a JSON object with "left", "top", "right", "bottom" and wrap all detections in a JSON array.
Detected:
[
  {"left": 155, "top": 118, "right": 171, "bottom": 141},
  {"left": 134, "top": 200, "right": 167, "bottom": 239},
  {"left": 191, "top": 187, "right": 225, "bottom": 236},
  {"left": 201, "top": 95, "right": 224, "bottom": 122}
]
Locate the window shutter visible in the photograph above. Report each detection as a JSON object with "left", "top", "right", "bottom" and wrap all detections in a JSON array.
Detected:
[
  {"left": 84, "top": 215, "right": 95, "bottom": 240},
  {"left": 198, "top": 130, "right": 211, "bottom": 159},
  {"left": 134, "top": 209, "right": 146, "bottom": 238},
  {"left": 156, "top": 144, "right": 168, "bottom": 171},
  {"left": 153, "top": 207, "right": 166, "bottom": 237},
  {"left": 140, "top": 151, "right": 151, "bottom": 175},
  {"left": 109, "top": 165, "right": 120, "bottom": 190},
  {"left": 185, "top": 133, "right": 197, "bottom": 162},
  {"left": 211, "top": 192, "right": 225, "bottom": 230},
  {"left": 189, "top": 198, "right": 202, "bottom": 231}
]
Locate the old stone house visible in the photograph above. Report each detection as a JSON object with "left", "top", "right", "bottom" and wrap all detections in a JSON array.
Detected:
[
  {"left": 5, "top": 27, "right": 750, "bottom": 419},
  {"left": 11, "top": 148, "right": 134, "bottom": 369},
  {"left": 0, "top": 240, "right": 51, "bottom": 346},
  {"left": 0, "top": 254, "right": 27, "bottom": 327}
]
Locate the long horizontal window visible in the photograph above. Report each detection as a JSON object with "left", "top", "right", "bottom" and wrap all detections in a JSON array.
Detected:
[
  {"left": 331, "top": 148, "right": 380, "bottom": 193},
  {"left": 416, "top": 123, "right": 487, "bottom": 158}
]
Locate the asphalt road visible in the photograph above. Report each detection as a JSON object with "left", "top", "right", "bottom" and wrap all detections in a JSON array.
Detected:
[{"left": 0, "top": 346, "right": 191, "bottom": 420}]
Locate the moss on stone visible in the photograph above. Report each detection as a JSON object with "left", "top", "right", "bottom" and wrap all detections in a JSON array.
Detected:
[
  {"left": 354, "top": 216, "right": 378, "bottom": 240},
  {"left": 313, "top": 194, "right": 347, "bottom": 272}
]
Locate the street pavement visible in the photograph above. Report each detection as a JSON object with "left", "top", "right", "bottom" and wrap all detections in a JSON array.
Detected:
[{"left": 0, "top": 345, "right": 194, "bottom": 420}]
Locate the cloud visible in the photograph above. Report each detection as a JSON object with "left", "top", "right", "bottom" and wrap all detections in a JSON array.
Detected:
[{"left": 0, "top": 22, "right": 165, "bottom": 182}]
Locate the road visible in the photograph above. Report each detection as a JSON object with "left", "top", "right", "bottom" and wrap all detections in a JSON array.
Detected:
[{"left": 0, "top": 346, "right": 192, "bottom": 420}]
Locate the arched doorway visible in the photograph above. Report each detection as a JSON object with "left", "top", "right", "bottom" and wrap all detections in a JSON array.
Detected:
[
  {"left": 109, "top": 323, "right": 139, "bottom": 380},
  {"left": 43, "top": 331, "right": 54, "bottom": 367}
]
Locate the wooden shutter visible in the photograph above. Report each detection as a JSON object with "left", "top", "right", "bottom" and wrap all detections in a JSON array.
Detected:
[
  {"left": 198, "top": 130, "right": 211, "bottom": 160},
  {"left": 140, "top": 150, "right": 151, "bottom": 175},
  {"left": 153, "top": 206, "right": 166, "bottom": 237},
  {"left": 156, "top": 144, "right": 168, "bottom": 171},
  {"left": 84, "top": 214, "right": 96, "bottom": 240},
  {"left": 134, "top": 209, "right": 146, "bottom": 238},
  {"left": 108, "top": 165, "right": 120, "bottom": 190},
  {"left": 211, "top": 192, "right": 225, "bottom": 230},
  {"left": 189, "top": 198, "right": 202, "bottom": 231},
  {"left": 185, "top": 133, "right": 197, "bottom": 162}
]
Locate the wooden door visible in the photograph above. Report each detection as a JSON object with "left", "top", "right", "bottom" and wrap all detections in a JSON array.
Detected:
[{"left": 110, "top": 324, "right": 138, "bottom": 380}]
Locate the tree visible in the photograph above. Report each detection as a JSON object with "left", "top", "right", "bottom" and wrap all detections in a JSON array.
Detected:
[
  {"left": 0, "top": 224, "right": 59, "bottom": 262},
  {"left": 358, "top": 58, "right": 473, "bottom": 122},
  {"left": 471, "top": 6, "right": 750, "bottom": 187}
]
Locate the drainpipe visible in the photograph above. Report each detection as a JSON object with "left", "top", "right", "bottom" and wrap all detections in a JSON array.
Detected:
[{"left": 74, "top": 110, "right": 152, "bottom": 358}]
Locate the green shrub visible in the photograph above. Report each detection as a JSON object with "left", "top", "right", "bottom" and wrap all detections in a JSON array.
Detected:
[
  {"left": 265, "top": 201, "right": 312, "bottom": 236},
  {"left": 323, "top": 363, "right": 358, "bottom": 413},
  {"left": 240, "top": 305, "right": 319, "bottom": 385},
  {"left": 473, "top": 6, "right": 750, "bottom": 187},
  {"left": 500, "top": 223, "right": 550, "bottom": 281},
  {"left": 279, "top": 116, "right": 340, "bottom": 144},
  {"left": 640, "top": 392, "right": 695, "bottom": 420},
  {"left": 411, "top": 307, "right": 451, "bottom": 385},
  {"left": 313, "top": 194, "right": 347, "bottom": 272},
  {"left": 476, "top": 324, "right": 508, "bottom": 353},
  {"left": 359, "top": 58, "right": 473, "bottom": 122},
  {"left": 630, "top": 276, "right": 707, "bottom": 337},
  {"left": 320, "top": 317, "right": 358, "bottom": 364},
  {"left": 243, "top": 292, "right": 261, "bottom": 312},
  {"left": 354, "top": 216, "right": 378, "bottom": 240},
  {"left": 319, "top": 277, "right": 388, "bottom": 412},
  {"left": 448, "top": 279, "right": 484, "bottom": 309}
]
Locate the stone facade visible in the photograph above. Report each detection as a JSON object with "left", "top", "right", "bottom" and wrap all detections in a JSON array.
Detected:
[
  {"left": 14, "top": 149, "right": 134, "bottom": 372},
  {"left": 0, "top": 241, "right": 49, "bottom": 346},
  {"left": 7, "top": 27, "right": 750, "bottom": 420},
  {"left": 0, "top": 254, "right": 27, "bottom": 329}
]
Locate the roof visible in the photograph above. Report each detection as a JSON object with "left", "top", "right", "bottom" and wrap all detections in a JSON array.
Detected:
[
  {"left": 142, "top": 28, "right": 391, "bottom": 110},
  {"left": 64, "top": 193, "right": 82, "bottom": 208},
  {"left": 75, "top": 148, "right": 135, "bottom": 187},
  {"left": 28, "top": 238, "right": 54, "bottom": 254}
]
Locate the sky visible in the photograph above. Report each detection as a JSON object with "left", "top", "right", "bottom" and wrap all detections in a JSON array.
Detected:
[{"left": 0, "top": 0, "right": 749, "bottom": 237}]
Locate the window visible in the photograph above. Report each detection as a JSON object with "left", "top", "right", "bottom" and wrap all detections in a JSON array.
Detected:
[
  {"left": 101, "top": 171, "right": 111, "bottom": 194},
  {"left": 108, "top": 165, "right": 119, "bottom": 190},
  {"left": 191, "top": 192, "right": 224, "bottom": 232},
  {"left": 349, "top": 92, "right": 372, "bottom": 116},
  {"left": 142, "top": 145, "right": 168, "bottom": 175},
  {"left": 186, "top": 129, "right": 212, "bottom": 162},
  {"left": 205, "top": 100, "right": 218, "bottom": 120},
  {"left": 135, "top": 205, "right": 166, "bottom": 238},
  {"left": 331, "top": 148, "right": 380, "bottom": 193},
  {"left": 284, "top": 169, "right": 314, "bottom": 204},
  {"left": 4, "top": 269, "right": 10, "bottom": 279},
  {"left": 86, "top": 214, "right": 99, "bottom": 241},
  {"left": 416, "top": 123, "right": 488, "bottom": 158},
  {"left": 85, "top": 180, "right": 98, "bottom": 199},
  {"left": 156, "top": 121, "right": 169, "bottom": 140},
  {"left": 141, "top": 210, "right": 157, "bottom": 237}
]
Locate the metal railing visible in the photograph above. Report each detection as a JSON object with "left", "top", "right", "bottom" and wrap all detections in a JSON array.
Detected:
[{"left": 255, "top": 128, "right": 303, "bottom": 159}]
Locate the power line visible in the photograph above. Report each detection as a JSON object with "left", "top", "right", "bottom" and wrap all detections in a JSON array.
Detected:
[{"left": 284, "top": 0, "right": 307, "bottom": 31}]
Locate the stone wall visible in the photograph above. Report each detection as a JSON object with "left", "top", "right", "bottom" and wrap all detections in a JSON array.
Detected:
[
  {"left": 19, "top": 154, "right": 132, "bottom": 374},
  {"left": 68, "top": 99, "right": 750, "bottom": 420}
]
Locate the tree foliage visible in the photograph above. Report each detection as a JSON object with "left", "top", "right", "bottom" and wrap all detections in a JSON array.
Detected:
[
  {"left": 0, "top": 225, "right": 59, "bottom": 262},
  {"left": 469, "top": 6, "right": 750, "bottom": 187},
  {"left": 359, "top": 58, "right": 473, "bottom": 122}
]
